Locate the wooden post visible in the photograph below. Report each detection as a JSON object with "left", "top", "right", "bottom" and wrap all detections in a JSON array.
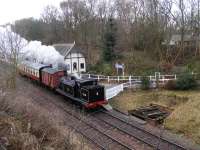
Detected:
[
  {"left": 155, "top": 72, "right": 160, "bottom": 88},
  {"left": 118, "top": 76, "right": 119, "bottom": 83},
  {"left": 162, "top": 76, "right": 165, "bottom": 85},
  {"left": 108, "top": 76, "right": 110, "bottom": 83},
  {"left": 129, "top": 76, "right": 131, "bottom": 86}
]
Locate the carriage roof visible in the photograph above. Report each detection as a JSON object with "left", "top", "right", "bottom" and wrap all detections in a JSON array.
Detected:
[
  {"left": 21, "top": 61, "right": 50, "bottom": 70},
  {"left": 42, "top": 67, "right": 64, "bottom": 74}
]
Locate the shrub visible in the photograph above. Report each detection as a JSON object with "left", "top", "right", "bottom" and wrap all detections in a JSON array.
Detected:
[
  {"left": 141, "top": 77, "right": 150, "bottom": 90},
  {"left": 176, "top": 74, "right": 197, "bottom": 90},
  {"left": 164, "top": 80, "right": 177, "bottom": 90},
  {"left": 101, "top": 63, "right": 113, "bottom": 75},
  {"left": 87, "top": 62, "right": 113, "bottom": 75}
]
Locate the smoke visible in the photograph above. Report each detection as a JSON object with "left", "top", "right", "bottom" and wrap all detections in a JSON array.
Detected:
[
  {"left": 21, "top": 41, "right": 64, "bottom": 67},
  {"left": 0, "top": 26, "right": 64, "bottom": 67}
]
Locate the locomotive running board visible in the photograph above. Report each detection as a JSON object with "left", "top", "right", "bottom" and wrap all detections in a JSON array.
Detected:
[{"left": 102, "top": 104, "right": 113, "bottom": 111}]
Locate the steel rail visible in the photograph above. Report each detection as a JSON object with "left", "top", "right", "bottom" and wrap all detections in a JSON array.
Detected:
[
  {"left": 99, "top": 110, "right": 186, "bottom": 150},
  {"left": 30, "top": 90, "right": 133, "bottom": 150}
]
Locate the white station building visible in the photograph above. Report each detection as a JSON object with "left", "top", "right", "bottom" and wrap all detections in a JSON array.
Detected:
[{"left": 53, "top": 42, "right": 86, "bottom": 74}]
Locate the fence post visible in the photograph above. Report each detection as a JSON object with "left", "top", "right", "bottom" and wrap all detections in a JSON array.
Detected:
[
  {"left": 129, "top": 76, "right": 131, "bottom": 86},
  {"left": 89, "top": 74, "right": 91, "bottom": 78},
  {"left": 175, "top": 74, "right": 177, "bottom": 80},
  {"left": 108, "top": 76, "right": 110, "bottom": 83},
  {"left": 122, "top": 84, "right": 124, "bottom": 91},
  {"left": 98, "top": 75, "right": 100, "bottom": 81},
  {"left": 118, "top": 76, "right": 119, "bottom": 83},
  {"left": 162, "top": 75, "right": 165, "bottom": 85},
  {"left": 155, "top": 72, "right": 160, "bottom": 88}
]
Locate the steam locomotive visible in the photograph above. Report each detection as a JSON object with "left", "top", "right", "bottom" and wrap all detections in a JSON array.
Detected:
[{"left": 18, "top": 61, "right": 108, "bottom": 109}]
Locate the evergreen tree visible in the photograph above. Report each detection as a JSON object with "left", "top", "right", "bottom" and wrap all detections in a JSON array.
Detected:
[{"left": 102, "top": 18, "right": 117, "bottom": 62}]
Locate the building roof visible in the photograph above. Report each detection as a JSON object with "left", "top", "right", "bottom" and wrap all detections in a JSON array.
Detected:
[
  {"left": 53, "top": 41, "right": 85, "bottom": 57},
  {"left": 53, "top": 43, "right": 75, "bottom": 56},
  {"left": 171, "top": 34, "right": 193, "bottom": 42}
]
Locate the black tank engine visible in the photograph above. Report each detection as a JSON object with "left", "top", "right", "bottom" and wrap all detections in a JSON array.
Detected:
[{"left": 56, "top": 77, "right": 107, "bottom": 108}]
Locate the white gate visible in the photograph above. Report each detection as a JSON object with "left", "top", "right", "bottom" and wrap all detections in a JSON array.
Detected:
[{"left": 105, "top": 84, "right": 124, "bottom": 100}]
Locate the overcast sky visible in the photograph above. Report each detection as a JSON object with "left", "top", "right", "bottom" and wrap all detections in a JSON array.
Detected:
[{"left": 0, "top": 0, "right": 62, "bottom": 25}]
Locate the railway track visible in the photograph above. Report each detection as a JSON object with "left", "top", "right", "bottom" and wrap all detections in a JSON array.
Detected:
[
  {"left": 20, "top": 77, "right": 188, "bottom": 150},
  {"left": 93, "top": 110, "right": 186, "bottom": 150},
  {"left": 27, "top": 88, "right": 135, "bottom": 150}
]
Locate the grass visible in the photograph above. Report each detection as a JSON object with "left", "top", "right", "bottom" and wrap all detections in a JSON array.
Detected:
[
  {"left": 0, "top": 89, "right": 75, "bottom": 150},
  {"left": 110, "top": 89, "right": 200, "bottom": 144},
  {"left": 0, "top": 62, "right": 92, "bottom": 150},
  {"left": 0, "top": 88, "right": 93, "bottom": 150}
]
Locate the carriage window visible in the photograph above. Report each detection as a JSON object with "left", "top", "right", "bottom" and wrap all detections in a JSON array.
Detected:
[
  {"left": 73, "top": 62, "right": 77, "bottom": 71},
  {"left": 80, "top": 63, "right": 84, "bottom": 69}
]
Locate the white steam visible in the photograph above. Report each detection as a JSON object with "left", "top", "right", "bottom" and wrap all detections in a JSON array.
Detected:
[
  {"left": 0, "top": 26, "right": 64, "bottom": 67},
  {"left": 21, "top": 41, "right": 64, "bottom": 66}
]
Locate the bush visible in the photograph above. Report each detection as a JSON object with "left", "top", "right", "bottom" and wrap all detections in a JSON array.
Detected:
[
  {"left": 101, "top": 63, "right": 113, "bottom": 75},
  {"left": 164, "top": 80, "right": 177, "bottom": 90},
  {"left": 176, "top": 74, "right": 197, "bottom": 90},
  {"left": 141, "top": 77, "right": 150, "bottom": 90},
  {"left": 87, "top": 62, "right": 113, "bottom": 75}
]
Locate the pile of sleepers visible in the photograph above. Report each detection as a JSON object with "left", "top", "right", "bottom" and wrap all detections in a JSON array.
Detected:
[{"left": 128, "top": 104, "right": 172, "bottom": 125}]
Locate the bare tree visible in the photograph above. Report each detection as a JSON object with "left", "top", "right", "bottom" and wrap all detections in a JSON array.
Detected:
[
  {"left": 41, "top": 5, "right": 64, "bottom": 44},
  {"left": 0, "top": 26, "right": 26, "bottom": 88}
]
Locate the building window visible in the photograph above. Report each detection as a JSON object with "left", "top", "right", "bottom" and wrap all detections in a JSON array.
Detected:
[
  {"left": 80, "top": 63, "right": 85, "bottom": 69},
  {"left": 73, "top": 62, "right": 77, "bottom": 71}
]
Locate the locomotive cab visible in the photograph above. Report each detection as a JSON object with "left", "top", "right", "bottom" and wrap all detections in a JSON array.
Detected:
[
  {"left": 75, "top": 79, "right": 107, "bottom": 108},
  {"left": 57, "top": 77, "right": 108, "bottom": 109},
  {"left": 80, "top": 85, "right": 105, "bottom": 102}
]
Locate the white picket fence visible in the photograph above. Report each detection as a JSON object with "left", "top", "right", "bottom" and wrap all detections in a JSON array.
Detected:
[
  {"left": 79, "top": 73, "right": 177, "bottom": 85},
  {"left": 80, "top": 73, "right": 177, "bottom": 100}
]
